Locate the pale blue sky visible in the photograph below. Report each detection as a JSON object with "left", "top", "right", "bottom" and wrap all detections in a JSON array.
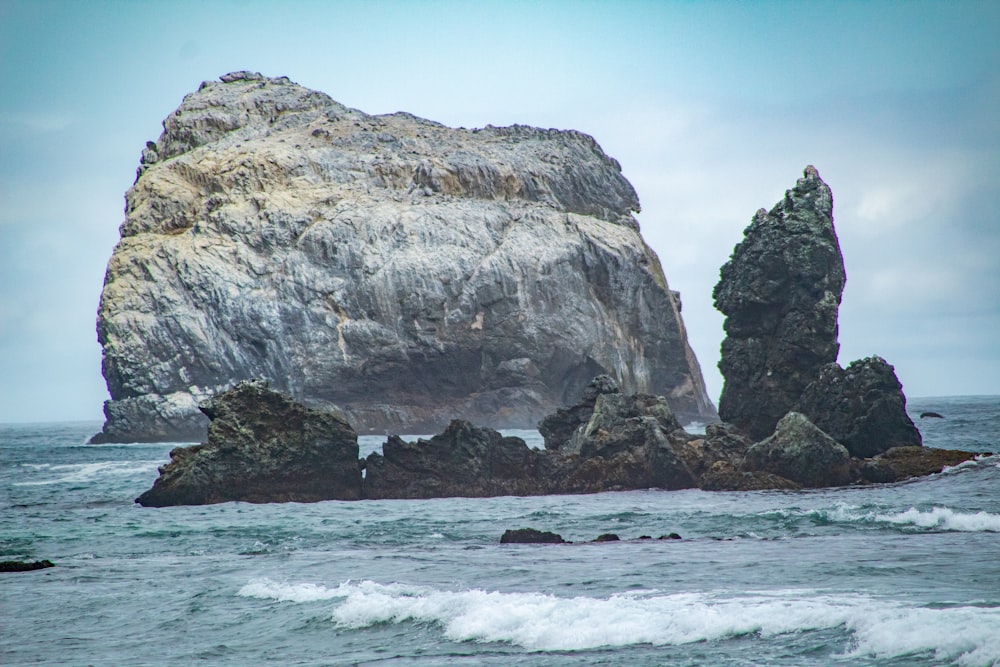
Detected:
[{"left": 1, "top": 0, "right": 998, "bottom": 422}]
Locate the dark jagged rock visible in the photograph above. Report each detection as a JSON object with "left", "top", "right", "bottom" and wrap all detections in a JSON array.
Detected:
[
  {"left": 363, "top": 420, "right": 549, "bottom": 499},
  {"left": 93, "top": 72, "right": 716, "bottom": 443},
  {"left": 135, "top": 374, "right": 981, "bottom": 507},
  {"left": 135, "top": 380, "right": 362, "bottom": 506},
  {"left": 858, "top": 446, "right": 982, "bottom": 484},
  {"left": 794, "top": 356, "right": 922, "bottom": 458},
  {"left": 500, "top": 528, "right": 565, "bottom": 544},
  {"left": 678, "top": 422, "right": 752, "bottom": 479},
  {"left": 560, "top": 391, "right": 697, "bottom": 491},
  {"left": 361, "top": 380, "right": 700, "bottom": 500},
  {"left": 713, "top": 166, "right": 845, "bottom": 441},
  {"left": 659, "top": 533, "right": 682, "bottom": 540},
  {"left": 538, "top": 375, "right": 620, "bottom": 450},
  {"left": 919, "top": 412, "right": 944, "bottom": 419},
  {"left": 744, "top": 412, "right": 852, "bottom": 488},
  {"left": 593, "top": 533, "right": 620, "bottom": 542},
  {"left": 1, "top": 560, "right": 55, "bottom": 572}
]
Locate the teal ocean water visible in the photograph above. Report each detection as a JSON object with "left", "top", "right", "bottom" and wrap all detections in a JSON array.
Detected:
[{"left": 2, "top": 396, "right": 998, "bottom": 666}]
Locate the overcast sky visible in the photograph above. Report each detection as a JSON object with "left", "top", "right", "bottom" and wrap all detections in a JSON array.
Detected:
[{"left": 1, "top": 0, "right": 998, "bottom": 423}]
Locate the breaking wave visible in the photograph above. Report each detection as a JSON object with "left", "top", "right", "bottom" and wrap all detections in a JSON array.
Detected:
[
  {"left": 239, "top": 579, "right": 1000, "bottom": 664},
  {"left": 819, "top": 504, "right": 1000, "bottom": 533},
  {"left": 13, "top": 461, "right": 161, "bottom": 486}
]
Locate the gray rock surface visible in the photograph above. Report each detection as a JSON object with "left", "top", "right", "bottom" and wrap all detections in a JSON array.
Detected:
[
  {"left": 135, "top": 379, "right": 362, "bottom": 506},
  {"left": 538, "top": 374, "right": 620, "bottom": 451},
  {"left": 794, "top": 356, "right": 922, "bottom": 457},
  {"left": 744, "top": 411, "right": 852, "bottom": 488},
  {"left": 713, "top": 166, "right": 845, "bottom": 441},
  {"left": 94, "top": 71, "right": 715, "bottom": 443}
]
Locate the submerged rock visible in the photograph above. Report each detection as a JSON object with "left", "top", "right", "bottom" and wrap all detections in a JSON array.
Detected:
[
  {"left": 135, "top": 380, "right": 362, "bottom": 506},
  {"left": 713, "top": 166, "right": 845, "bottom": 441},
  {"left": 794, "top": 356, "right": 922, "bottom": 457},
  {"left": 94, "top": 71, "right": 715, "bottom": 443}
]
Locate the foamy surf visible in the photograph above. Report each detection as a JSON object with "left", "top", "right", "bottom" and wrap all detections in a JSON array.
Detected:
[
  {"left": 14, "top": 460, "right": 162, "bottom": 486},
  {"left": 818, "top": 504, "right": 1000, "bottom": 533},
  {"left": 239, "top": 579, "right": 1000, "bottom": 664}
]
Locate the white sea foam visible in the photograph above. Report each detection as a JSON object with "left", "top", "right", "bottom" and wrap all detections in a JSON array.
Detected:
[
  {"left": 14, "top": 460, "right": 161, "bottom": 486},
  {"left": 238, "top": 579, "right": 1000, "bottom": 663},
  {"left": 793, "top": 503, "right": 1000, "bottom": 533},
  {"left": 873, "top": 506, "right": 1000, "bottom": 532}
]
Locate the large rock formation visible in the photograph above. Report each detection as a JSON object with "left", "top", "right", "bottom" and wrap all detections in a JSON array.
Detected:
[
  {"left": 135, "top": 379, "right": 362, "bottom": 506},
  {"left": 94, "top": 71, "right": 714, "bottom": 443},
  {"left": 713, "top": 166, "right": 845, "bottom": 441},
  {"left": 794, "top": 356, "right": 922, "bottom": 457}
]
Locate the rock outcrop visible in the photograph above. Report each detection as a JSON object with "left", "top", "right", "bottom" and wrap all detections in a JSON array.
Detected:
[
  {"left": 794, "top": 356, "right": 921, "bottom": 458},
  {"left": 135, "top": 380, "right": 362, "bottom": 506},
  {"left": 538, "top": 374, "right": 619, "bottom": 451},
  {"left": 744, "top": 412, "right": 852, "bottom": 488},
  {"left": 363, "top": 420, "right": 552, "bottom": 499},
  {"left": 713, "top": 166, "right": 845, "bottom": 441},
  {"left": 135, "top": 378, "right": 982, "bottom": 505},
  {"left": 94, "top": 71, "right": 715, "bottom": 443},
  {"left": 500, "top": 528, "right": 566, "bottom": 544}
]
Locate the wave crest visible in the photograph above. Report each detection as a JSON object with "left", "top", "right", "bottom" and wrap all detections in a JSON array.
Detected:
[{"left": 239, "top": 579, "right": 1000, "bottom": 663}]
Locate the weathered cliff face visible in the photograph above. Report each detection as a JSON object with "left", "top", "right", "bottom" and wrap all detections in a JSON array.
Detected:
[
  {"left": 713, "top": 166, "right": 845, "bottom": 441},
  {"left": 93, "top": 71, "right": 715, "bottom": 443}
]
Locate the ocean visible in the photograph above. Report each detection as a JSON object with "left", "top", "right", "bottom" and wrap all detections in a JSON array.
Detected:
[{"left": 2, "top": 396, "right": 998, "bottom": 666}]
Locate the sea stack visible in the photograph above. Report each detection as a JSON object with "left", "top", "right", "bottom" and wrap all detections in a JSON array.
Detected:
[
  {"left": 713, "top": 166, "right": 846, "bottom": 441},
  {"left": 93, "top": 71, "right": 715, "bottom": 443}
]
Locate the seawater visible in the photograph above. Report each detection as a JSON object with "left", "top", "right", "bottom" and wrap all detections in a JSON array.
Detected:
[{"left": 2, "top": 396, "right": 998, "bottom": 666}]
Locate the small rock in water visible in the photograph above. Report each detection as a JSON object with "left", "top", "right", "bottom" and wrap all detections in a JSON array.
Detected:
[
  {"left": 593, "top": 533, "right": 621, "bottom": 542},
  {"left": 500, "top": 528, "right": 565, "bottom": 544},
  {"left": 919, "top": 411, "right": 945, "bottom": 419},
  {"left": 659, "top": 533, "right": 682, "bottom": 540}
]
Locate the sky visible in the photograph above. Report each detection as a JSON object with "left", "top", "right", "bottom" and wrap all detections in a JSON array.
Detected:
[{"left": 1, "top": 0, "right": 998, "bottom": 423}]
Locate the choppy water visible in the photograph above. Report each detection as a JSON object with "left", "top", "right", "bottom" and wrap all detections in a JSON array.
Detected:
[{"left": 2, "top": 396, "right": 998, "bottom": 666}]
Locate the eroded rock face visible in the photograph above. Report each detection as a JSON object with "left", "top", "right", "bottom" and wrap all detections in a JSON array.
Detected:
[
  {"left": 713, "top": 166, "right": 845, "bottom": 441},
  {"left": 744, "top": 412, "right": 852, "bottom": 488},
  {"left": 794, "top": 356, "right": 922, "bottom": 457},
  {"left": 94, "top": 71, "right": 715, "bottom": 443},
  {"left": 363, "top": 420, "right": 550, "bottom": 499},
  {"left": 135, "top": 380, "right": 362, "bottom": 506},
  {"left": 538, "top": 374, "right": 620, "bottom": 451}
]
